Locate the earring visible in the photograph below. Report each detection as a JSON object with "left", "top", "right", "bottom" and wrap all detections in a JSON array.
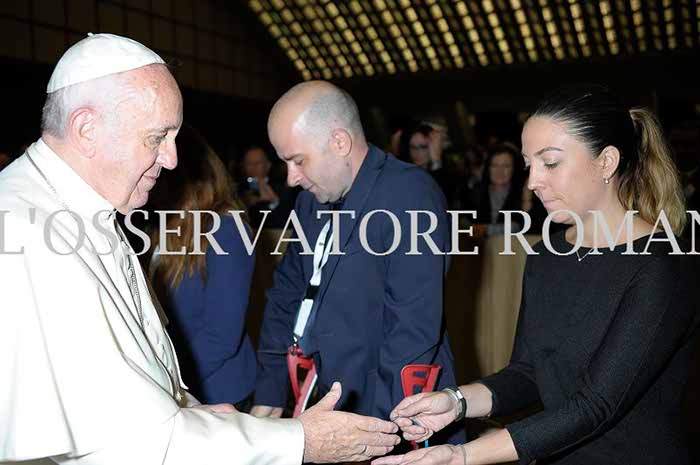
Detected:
[{"left": 604, "top": 176, "right": 610, "bottom": 184}]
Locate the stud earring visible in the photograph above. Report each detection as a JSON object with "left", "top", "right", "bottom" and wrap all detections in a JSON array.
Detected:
[{"left": 604, "top": 177, "right": 610, "bottom": 184}]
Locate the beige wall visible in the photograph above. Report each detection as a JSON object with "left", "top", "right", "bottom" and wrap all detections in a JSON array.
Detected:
[{"left": 0, "top": 0, "right": 296, "bottom": 100}]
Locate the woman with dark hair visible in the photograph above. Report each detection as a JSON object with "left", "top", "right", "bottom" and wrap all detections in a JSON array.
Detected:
[
  {"left": 473, "top": 144, "right": 526, "bottom": 237},
  {"left": 378, "top": 84, "right": 699, "bottom": 464},
  {"left": 146, "top": 124, "right": 256, "bottom": 409}
]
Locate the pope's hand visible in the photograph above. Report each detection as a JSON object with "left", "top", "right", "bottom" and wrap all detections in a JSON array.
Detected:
[
  {"left": 373, "top": 444, "right": 459, "bottom": 465},
  {"left": 298, "top": 382, "right": 401, "bottom": 463},
  {"left": 390, "top": 391, "right": 458, "bottom": 443}
]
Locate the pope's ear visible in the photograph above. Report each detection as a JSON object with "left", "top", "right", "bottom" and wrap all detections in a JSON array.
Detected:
[{"left": 66, "top": 107, "right": 98, "bottom": 159}]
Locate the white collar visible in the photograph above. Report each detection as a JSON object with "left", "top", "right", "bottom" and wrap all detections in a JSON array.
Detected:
[{"left": 28, "top": 138, "right": 116, "bottom": 226}]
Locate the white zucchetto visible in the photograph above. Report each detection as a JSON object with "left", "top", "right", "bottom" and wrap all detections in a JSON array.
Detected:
[{"left": 46, "top": 32, "right": 165, "bottom": 93}]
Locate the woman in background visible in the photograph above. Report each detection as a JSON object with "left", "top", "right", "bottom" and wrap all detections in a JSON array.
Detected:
[
  {"left": 473, "top": 144, "right": 526, "bottom": 237},
  {"left": 380, "top": 84, "right": 699, "bottom": 464},
  {"left": 147, "top": 124, "right": 256, "bottom": 410},
  {"left": 398, "top": 122, "right": 452, "bottom": 197}
]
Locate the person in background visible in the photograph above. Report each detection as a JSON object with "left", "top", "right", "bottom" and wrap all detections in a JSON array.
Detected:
[
  {"left": 146, "top": 124, "right": 257, "bottom": 410},
  {"left": 453, "top": 145, "right": 486, "bottom": 212},
  {"left": 464, "top": 145, "right": 486, "bottom": 192},
  {"left": 398, "top": 122, "right": 452, "bottom": 197},
  {"left": 380, "top": 84, "right": 699, "bottom": 465},
  {"left": 240, "top": 144, "right": 299, "bottom": 229},
  {"left": 472, "top": 144, "right": 527, "bottom": 237}
]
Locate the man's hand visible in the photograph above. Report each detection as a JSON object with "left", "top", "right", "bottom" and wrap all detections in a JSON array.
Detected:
[
  {"left": 250, "top": 405, "right": 284, "bottom": 418},
  {"left": 389, "top": 391, "right": 458, "bottom": 443},
  {"left": 192, "top": 403, "right": 237, "bottom": 414},
  {"left": 298, "top": 382, "right": 400, "bottom": 463}
]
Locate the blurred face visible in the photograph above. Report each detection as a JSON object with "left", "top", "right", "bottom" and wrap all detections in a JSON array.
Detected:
[
  {"left": 522, "top": 116, "right": 608, "bottom": 224},
  {"left": 409, "top": 132, "right": 430, "bottom": 168},
  {"left": 270, "top": 117, "right": 351, "bottom": 204},
  {"left": 97, "top": 65, "right": 183, "bottom": 213},
  {"left": 489, "top": 152, "right": 514, "bottom": 188},
  {"left": 243, "top": 148, "right": 270, "bottom": 178}
]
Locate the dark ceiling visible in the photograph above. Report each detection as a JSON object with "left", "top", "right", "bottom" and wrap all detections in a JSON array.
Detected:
[{"left": 247, "top": 0, "right": 699, "bottom": 82}]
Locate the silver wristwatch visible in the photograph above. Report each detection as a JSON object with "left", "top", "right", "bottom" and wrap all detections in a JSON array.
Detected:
[{"left": 442, "top": 386, "right": 466, "bottom": 422}]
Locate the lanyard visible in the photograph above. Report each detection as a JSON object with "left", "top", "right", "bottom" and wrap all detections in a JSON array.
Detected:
[{"left": 293, "top": 219, "right": 334, "bottom": 342}]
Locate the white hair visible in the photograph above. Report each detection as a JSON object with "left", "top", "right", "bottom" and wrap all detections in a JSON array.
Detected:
[
  {"left": 41, "top": 85, "right": 82, "bottom": 139},
  {"left": 40, "top": 72, "right": 137, "bottom": 139}
]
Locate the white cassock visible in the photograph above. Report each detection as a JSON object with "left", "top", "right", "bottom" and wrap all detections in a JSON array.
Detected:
[{"left": 0, "top": 139, "right": 304, "bottom": 465}]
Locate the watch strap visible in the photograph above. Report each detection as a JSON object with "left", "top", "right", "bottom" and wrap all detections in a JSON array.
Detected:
[{"left": 442, "top": 386, "right": 466, "bottom": 422}]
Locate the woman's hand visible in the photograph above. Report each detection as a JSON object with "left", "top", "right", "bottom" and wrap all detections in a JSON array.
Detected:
[
  {"left": 390, "top": 391, "right": 459, "bottom": 442},
  {"left": 372, "top": 444, "right": 460, "bottom": 465}
]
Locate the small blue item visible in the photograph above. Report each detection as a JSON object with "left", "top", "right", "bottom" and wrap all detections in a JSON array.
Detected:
[{"left": 410, "top": 419, "right": 429, "bottom": 448}]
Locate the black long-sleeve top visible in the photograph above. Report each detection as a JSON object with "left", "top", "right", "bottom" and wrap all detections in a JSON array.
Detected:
[{"left": 480, "top": 232, "right": 700, "bottom": 464}]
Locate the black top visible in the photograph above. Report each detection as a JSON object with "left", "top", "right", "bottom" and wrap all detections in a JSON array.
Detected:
[{"left": 481, "top": 231, "right": 700, "bottom": 464}]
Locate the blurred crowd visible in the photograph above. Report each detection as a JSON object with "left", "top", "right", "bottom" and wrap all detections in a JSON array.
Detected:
[
  {"left": 384, "top": 115, "right": 700, "bottom": 240},
  {"left": 2, "top": 114, "right": 698, "bottom": 241}
]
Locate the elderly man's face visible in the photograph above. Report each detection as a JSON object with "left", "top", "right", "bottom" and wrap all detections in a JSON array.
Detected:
[
  {"left": 98, "top": 65, "right": 183, "bottom": 213},
  {"left": 270, "top": 118, "right": 351, "bottom": 204}
]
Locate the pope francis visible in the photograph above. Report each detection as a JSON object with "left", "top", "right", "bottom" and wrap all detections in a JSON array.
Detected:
[{"left": 0, "top": 33, "right": 399, "bottom": 465}]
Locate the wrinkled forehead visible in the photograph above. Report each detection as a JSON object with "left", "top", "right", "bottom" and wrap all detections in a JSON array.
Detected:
[{"left": 136, "top": 66, "right": 182, "bottom": 127}]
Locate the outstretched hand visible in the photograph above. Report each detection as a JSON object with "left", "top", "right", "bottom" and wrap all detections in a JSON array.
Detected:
[
  {"left": 298, "top": 382, "right": 401, "bottom": 463},
  {"left": 390, "top": 391, "right": 458, "bottom": 443}
]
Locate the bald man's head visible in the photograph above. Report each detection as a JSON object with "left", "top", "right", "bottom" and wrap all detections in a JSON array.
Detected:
[
  {"left": 268, "top": 81, "right": 369, "bottom": 204},
  {"left": 268, "top": 81, "right": 365, "bottom": 150}
]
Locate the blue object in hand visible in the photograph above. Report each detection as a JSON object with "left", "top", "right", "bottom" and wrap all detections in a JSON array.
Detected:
[{"left": 410, "top": 419, "right": 429, "bottom": 448}]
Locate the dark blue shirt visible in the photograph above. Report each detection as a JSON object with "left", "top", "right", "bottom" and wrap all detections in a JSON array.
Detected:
[{"left": 167, "top": 216, "right": 256, "bottom": 404}]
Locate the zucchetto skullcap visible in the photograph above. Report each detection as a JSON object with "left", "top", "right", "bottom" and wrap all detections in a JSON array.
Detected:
[{"left": 46, "top": 33, "right": 165, "bottom": 93}]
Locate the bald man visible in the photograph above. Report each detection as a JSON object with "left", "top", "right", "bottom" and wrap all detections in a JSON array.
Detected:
[
  {"left": 0, "top": 35, "right": 399, "bottom": 465},
  {"left": 252, "top": 81, "right": 464, "bottom": 445}
]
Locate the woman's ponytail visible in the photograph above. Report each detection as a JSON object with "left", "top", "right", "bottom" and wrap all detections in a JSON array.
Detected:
[{"left": 620, "top": 108, "right": 686, "bottom": 235}]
